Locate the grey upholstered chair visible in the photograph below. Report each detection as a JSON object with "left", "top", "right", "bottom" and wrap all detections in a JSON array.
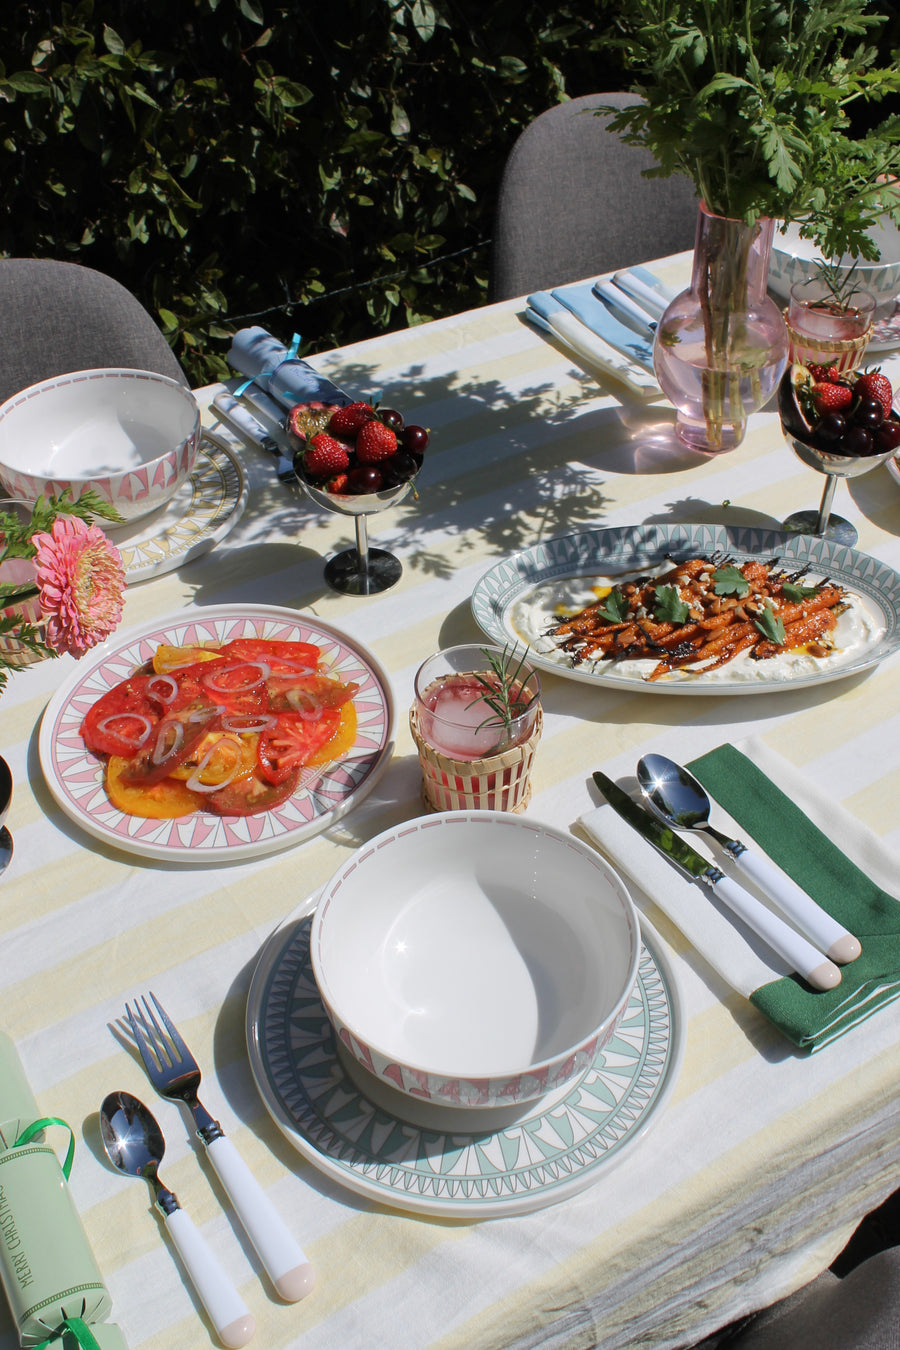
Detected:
[
  {"left": 0, "top": 257, "right": 186, "bottom": 404},
  {"left": 489, "top": 93, "right": 699, "bottom": 301}
]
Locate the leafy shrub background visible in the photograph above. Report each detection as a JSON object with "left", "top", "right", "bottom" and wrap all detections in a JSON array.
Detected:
[{"left": 0, "top": 0, "right": 623, "bottom": 385}]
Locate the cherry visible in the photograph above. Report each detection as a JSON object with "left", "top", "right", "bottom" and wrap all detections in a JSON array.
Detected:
[
  {"left": 347, "top": 465, "right": 384, "bottom": 493},
  {"left": 840, "top": 425, "right": 875, "bottom": 456},
  {"left": 876, "top": 418, "right": 900, "bottom": 451},
  {"left": 381, "top": 452, "right": 418, "bottom": 486},
  {"left": 853, "top": 397, "right": 884, "bottom": 428},
  {"left": 401, "top": 424, "right": 430, "bottom": 454},
  {"left": 379, "top": 408, "right": 405, "bottom": 431},
  {"left": 816, "top": 412, "right": 847, "bottom": 441}
]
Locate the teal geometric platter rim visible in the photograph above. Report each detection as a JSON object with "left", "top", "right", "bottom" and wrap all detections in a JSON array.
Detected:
[
  {"left": 471, "top": 523, "right": 900, "bottom": 695},
  {"left": 246, "top": 910, "right": 684, "bottom": 1218}
]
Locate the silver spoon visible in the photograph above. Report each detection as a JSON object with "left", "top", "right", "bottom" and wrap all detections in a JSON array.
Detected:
[
  {"left": 99, "top": 1091, "right": 255, "bottom": 1348},
  {"left": 0, "top": 756, "right": 13, "bottom": 875},
  {"left": 637, "top": 753, "right": 861, "bottom": 965}
]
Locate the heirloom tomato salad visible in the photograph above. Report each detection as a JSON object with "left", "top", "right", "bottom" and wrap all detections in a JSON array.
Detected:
[{"left": 80, "top": 637, "right": 359, "bottom": 818}]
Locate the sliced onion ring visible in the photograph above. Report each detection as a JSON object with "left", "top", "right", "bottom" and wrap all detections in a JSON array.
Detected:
[
  {"left": 96, "top": 714, "right": 153, "bottom": 748},
  {"left": 152, "top": 719, "right": 185, "bottom": 765},
  {"left": 222, "top": 712, "right": 276, "bottom": 734},
  {"left": 186, "top": 738, "right": 243, "bottom": 793},
  {"left": 201, "top": 660, "right": 270, "bottom": 694},
  {"left": 146, "top": 674, "right": 179, "bottom": 704},
  {"left": 285, "top": 689, "right": 326, "bottom": 721}
]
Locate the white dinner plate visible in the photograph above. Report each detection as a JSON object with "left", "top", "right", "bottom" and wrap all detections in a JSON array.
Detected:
[
  {"left": 108, "top": 436, "right": 247, "bottom": 583},
  {"left": 246, "top": 903, "right": 683, "bottom": 1218},
  {"left": 471, "top": 523, "right": 900, "bottom": 695},
  {"left": 38, "top": 605, "right": 395, "bottom": 862}
]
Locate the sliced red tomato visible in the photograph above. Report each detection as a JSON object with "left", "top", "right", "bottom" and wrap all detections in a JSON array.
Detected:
[
  {"left": 205, "top": 765, "right": 303, "bottom": 816},
  {"left": 220, "top": 638, "right": 320, "bottom": 676},
  {"left": 118, "top": 704, "right": 223, "bottom": 787},
  {"left": 268, "top": 673, "right": 359, "bottom": 714},
  {"left": 82, "top": 675, "right": 160, "bottom": 757},
  {"left": 191, "top": 658, "right": 269, "bottom": 714},
  {"left": 257, "top": 709, "right": 341, "bottom": 784}
]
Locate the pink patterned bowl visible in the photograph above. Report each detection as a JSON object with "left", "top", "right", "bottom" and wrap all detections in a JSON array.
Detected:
[
  {"left": 0, "top": 368, "right": 201, "bottom": 524},
  {"left": 311, "top": 811, "right": 641, "bottom": 1111}
]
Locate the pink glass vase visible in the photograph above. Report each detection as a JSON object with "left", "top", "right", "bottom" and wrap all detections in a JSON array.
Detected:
[{"left": 654, "top": 204, "right": 789, "bottom": 454}]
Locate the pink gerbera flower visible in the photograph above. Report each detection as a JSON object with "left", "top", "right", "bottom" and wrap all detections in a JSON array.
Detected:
[{"left": 32, "top": 516, "right": 126, "bottom": 658}]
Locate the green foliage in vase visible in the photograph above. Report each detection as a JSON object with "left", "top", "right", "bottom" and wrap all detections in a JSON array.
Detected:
[{"left": 597, "top": 0, "right": 900, "bottom": 257}]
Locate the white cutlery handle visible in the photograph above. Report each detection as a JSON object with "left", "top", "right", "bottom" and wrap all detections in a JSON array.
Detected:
[
  {"left": 732, "top": 848, "right": 862, "bottom": 964},
  {"left": 611, "top": 269, "right": 670, "bottom": 319},
  {"left": 594, "top": 280, "right": 657, "bottom": 335},
  {"left": 709, "top": 874, "right": 842, "bottom": 991},
  {"left": 213, "top": 394, "right": 274, "bottom": 452},
  {"left": 207, "top": 1135, "right": 315, "bottom": 1302},
  {"left": 165, "top": 1206, "right": 255, "bottom": 1348}
]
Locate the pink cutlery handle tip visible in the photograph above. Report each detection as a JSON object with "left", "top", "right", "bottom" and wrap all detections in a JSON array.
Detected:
[
  {"left": 808, "top": 960, "right": 841, "bottom": 992},
  {"left": 219, "top": 1313, "right": 255, "bottom": 1348},
  {"left": 275, "top": 1261, "right": 316, "bottom": 1302},
  {"left": 828, "top": 934, "right": 862, "bottom": 964}
]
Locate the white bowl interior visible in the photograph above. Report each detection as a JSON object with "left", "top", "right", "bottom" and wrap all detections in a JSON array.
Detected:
[
  {"left": 770, "top": 217, "right": 900, "bottom": 307},
  {"left": 313, "top": 814, "right": 639, "bottom": 1078},
  {"left": 0, "top": 370, "right": 198, "bottom": 479}
]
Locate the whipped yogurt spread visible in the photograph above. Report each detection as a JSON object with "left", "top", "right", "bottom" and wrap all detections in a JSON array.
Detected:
[{"left": 509, "top": 564, "right": 884, "bottom": 686}]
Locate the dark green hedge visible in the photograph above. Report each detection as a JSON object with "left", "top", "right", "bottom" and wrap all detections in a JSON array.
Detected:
[{"left": 0, "top": 0, "right": 622, "bottom": 384}]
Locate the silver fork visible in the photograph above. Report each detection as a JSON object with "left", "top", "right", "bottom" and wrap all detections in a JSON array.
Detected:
[{"left": 126, "top": 992, "right": 315, "bottom": 1303}]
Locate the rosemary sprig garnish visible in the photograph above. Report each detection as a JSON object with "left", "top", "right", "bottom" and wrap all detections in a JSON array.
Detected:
[
  {"left": 812, "top": 259, "right": 867, "bottom": 314},
  {"left": 469, "top": 644, "right": 536, "bottom": 736}
]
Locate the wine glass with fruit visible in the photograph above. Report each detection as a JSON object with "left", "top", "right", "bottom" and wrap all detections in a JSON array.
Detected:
[
  {"left": 778, "top": 362, "right": 900, "bottom": 548},
  {"left": 288, "top": 399, "right": 430, "bottom": 595}
]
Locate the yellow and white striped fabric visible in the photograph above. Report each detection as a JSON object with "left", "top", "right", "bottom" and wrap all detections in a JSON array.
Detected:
[{"left": 2, "top": 253, "right": 899, "bottom": 1350}]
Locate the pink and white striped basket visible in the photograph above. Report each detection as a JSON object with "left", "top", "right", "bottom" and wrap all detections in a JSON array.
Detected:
[
  {"left": 409, "top": 705, "right": 542, "bottom": 814},
  {"left": 785, "top": 314, "right": 874, "bottom": 376}
]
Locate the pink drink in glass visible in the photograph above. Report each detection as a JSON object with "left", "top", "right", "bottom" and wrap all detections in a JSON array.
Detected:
[{"left": 414, "top": 645, "right": 540, "bottom": 762}]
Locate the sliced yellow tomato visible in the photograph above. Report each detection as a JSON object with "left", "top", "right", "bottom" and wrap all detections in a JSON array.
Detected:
[
  {"left": 169, "top": 731, "right": 258, "bottom": 785},
  {"left": 305, "top": 701, "right": 358, "bottom": 766},
  {"left": 152, "top": 643, "right": 222, "bottom": 675},
  {"left": 106, "top": 756, "right": 199, "bottom": 818}
]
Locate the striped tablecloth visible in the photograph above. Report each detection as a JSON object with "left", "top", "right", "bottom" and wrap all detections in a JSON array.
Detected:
[{"left": 2, "top": 253, "right": 899, "bottom": 1350}]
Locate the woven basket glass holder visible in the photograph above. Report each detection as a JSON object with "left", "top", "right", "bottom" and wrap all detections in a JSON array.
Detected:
[{"left": 409, "top": 704, "right": 542, "bottom": 814}]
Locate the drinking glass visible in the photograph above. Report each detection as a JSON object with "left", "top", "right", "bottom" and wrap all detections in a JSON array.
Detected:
[
  {"left": 786, "top": 279, "right": 875, "bottom": 376},
  {"left": 413, "top": 644, "right": 541, "bottom": 761}
]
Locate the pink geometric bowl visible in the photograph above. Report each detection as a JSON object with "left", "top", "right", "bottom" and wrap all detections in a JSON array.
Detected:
[
  {"left": 311, "top": 811, "right": 641, "bottom": 1110},
  {"left": 0, "top": 368, "right": 201, "bottom": 524}
]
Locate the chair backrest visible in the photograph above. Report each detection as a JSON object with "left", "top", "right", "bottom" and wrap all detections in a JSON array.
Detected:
[
  {"left": 0, "top": 257, "right": 187, "bottom": 404},
  {"left": 489, "top": 93, "right": 698, "bottom": 301}
]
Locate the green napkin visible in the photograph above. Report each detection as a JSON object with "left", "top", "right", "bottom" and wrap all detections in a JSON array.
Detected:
[{"left": 689, "top": 744, "right": 900, "bottom": 1052}]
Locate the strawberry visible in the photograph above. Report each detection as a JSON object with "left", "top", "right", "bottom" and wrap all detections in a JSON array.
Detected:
[
  {"left": 328, "top": 402, "right": 376, "bottom": 438},
  {"left": 355, "top": 420, "right": 399, "bottom": 464},
  {"left": 303, "top": 432, "right": 351, "bottom": 479},
  {"left": 811, "top": 381, "right": 853, "bottom": 415},
  {"left": 325, "top": 472, "right": 349, "bottom": 493},
  {"left": 808, "top": 363, "right": 842, "bottom": 383},
  {"left": 855, "top": 370, "right": 893, "bottom": 418}
]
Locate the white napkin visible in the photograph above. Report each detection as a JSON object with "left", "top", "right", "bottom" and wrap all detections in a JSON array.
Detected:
[{"left": 579, "top": 738, "right": 900, "bottom": 1000}]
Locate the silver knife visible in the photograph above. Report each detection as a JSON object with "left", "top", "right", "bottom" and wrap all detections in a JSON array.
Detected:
[
  {"left": 592, "top": 771, "right": 842, "bottom": 992},
  {"left": 212, "top": 392, "right": 296, "bottom": 485}
]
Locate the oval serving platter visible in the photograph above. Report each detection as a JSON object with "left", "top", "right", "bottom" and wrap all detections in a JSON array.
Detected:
[
  {"left": 471, "top": 523, "right": 900, "bottom": 695},
  {"left": 39, "top": 604, "right": 395, "bottom": 862}
]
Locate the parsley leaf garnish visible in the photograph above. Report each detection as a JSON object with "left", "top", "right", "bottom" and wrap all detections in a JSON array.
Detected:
[
  {"left": 596, "top": 589, "right": 629, "bottom": 624},
  {"left": 754, "top": 602, "right": 786, "bottom": 646},
  {"left": 782, "top": 581, "right": 822, "bottom": 603},
  {"left": 653, "top": 585, "right": 691, "bottom": 624},
  {"left": 712, "top": 565, "right": 749, "bottom": 597}
]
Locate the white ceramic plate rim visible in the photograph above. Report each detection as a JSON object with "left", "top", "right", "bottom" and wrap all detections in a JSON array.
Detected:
[
  {"left": 109, "top": 435, "right": 247, "bottom": 584},
  {"left": 38, "top": 604, "right": 395, "bottom": 862},
  {"left": 471, "top": 523, "right": 900, "bottom": 695},
  {"left": 246, "top": 897, "right": 684, "bottom": 1218}
]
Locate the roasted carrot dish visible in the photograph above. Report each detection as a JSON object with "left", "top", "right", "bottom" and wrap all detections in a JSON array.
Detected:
[{"left": 543, "top": 555, "right": 849, "bottom": 681}]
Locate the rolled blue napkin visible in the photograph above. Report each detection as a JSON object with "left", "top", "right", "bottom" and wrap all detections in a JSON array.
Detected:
[{"left": 226, "top": 327, "right": 352, "bottom": 412}]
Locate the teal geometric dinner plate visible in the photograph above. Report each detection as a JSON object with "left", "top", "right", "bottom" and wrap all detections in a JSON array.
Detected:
[
  {"left": 471, "top": 522, "right": 900, "bottom": 695},
  {"left": 246, "top": 910, "right": 684, "bottom": 1218}
]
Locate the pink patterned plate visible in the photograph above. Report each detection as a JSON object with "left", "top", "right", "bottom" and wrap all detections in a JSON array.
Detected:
[{"left": 38, "top": 605, "right": 395, "bottom": 863}]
